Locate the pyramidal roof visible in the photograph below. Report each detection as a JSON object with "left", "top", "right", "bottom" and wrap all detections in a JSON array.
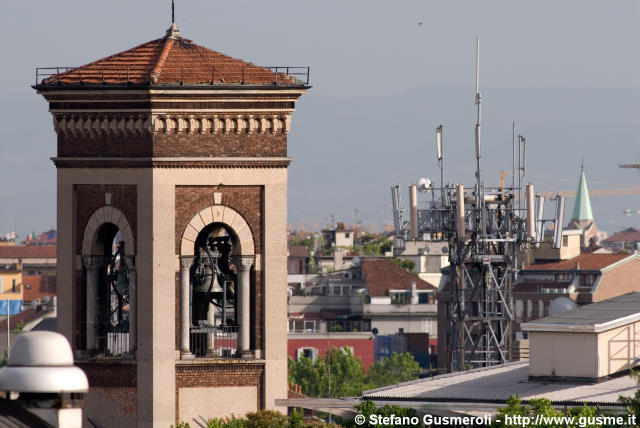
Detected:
[
  {"left": 40, "top": 25, "right": 300, "bottom": 86},
  {"left": 571, "top": 168, "right": 594, "bottom": 221}
]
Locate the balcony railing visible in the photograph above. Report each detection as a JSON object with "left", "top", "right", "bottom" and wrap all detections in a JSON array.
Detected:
[
  {"left": 100, "top": 331, "right": 130, "bottom": 357},
  {"left": 190, "top": 325, "right": 238, "bottom": 358},
  {"left": 79, "top": 321, "right": 133, "bottom": 358}
]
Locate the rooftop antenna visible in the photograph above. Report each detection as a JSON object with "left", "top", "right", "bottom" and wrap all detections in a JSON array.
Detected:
[
  {"left": 475, "top": 37, "right": 482, "bottom": 175},
  {"left": 172, "top": 0, "right": 175, "bottom": 25},
  {"left": 436, "top": 125, "right": 444, "bottom": 200},
  {"left": 474, "top": 37, "right": 486, "bottom": 241}
]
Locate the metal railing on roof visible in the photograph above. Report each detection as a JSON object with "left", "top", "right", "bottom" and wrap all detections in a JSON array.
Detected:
[
  {"left": 35, "top": 66, "right": 310, "bottom": 86},
  {"left": 35, "top": 67, "right": 75, "bottom": 85},
  {"left": 266, "top": 67, "right": 310, "bottom": 85}
]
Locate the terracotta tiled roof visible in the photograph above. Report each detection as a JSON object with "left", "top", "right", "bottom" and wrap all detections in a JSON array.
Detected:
[
  {"left": 525, "top": 253, "right": 630, "bottom": 271},
  {"left": 361, "top": 259, "right": 436, "bottom": 297},
  {"left": 8, "top": 308, "right": 45, "bottom": 331},
  {"left": 22, "top": 275, "right": 56, "bottom": 302},
  {"left": 0, "top": 246, "right": 56, "bottom": 259},
  {"left": 602, "top": 227, "right": 640, "bottom": 244},
  {"left": 41, "top": 28, "right": 300, "bottom": 86},
  {"left": 288, "top": 245, "right": 308, "bottom": 258}
]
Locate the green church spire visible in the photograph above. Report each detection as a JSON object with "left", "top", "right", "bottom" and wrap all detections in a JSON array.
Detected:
[{"left": 571, "top": 167, "right": 593, "bottom": 221}]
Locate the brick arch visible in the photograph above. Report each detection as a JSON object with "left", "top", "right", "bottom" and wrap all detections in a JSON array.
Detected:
[
  {"left": 82, "top": 206, "right": 135, "bottom": 256},
  {"left": 180, "top": 205, "right": 255, "bottom": 257}
]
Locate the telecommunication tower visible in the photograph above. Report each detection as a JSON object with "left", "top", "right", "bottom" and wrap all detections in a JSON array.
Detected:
[{"left": 391, "top": 38, "right": 565, "bottom": 371}]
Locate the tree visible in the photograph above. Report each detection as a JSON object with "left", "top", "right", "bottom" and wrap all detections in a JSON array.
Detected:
[
  {"left": 339, "top": 400, "right": 417, "bottom": 428},
  {"left": 289, "top": 347, "right": 365, "bottom": 397},
  {"left": 387, "top": 257, "right": 415, "bottom": 273},
  {"left": 365, "top": 352, "right": 421, "bottom": 389},
  {"left": 491, "top": 394, "right": 615, "bottom": 428},
  {"left": 619, "top": 369, "right": 640, "bottom": 417},
  {"left": 288, "top": 354, "right": 327, "bottom": 397}
]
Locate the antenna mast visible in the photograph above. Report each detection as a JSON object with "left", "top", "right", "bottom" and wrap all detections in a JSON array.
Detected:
[
  {"left": 172, "top": 0, "right": 175, "bottom": 25},
  {"left": 475, "top": 37, "right": 482, "bottom": 184},
  {"left": 474, "top": 37, "right": 487, "bottom": 244},
  {"left": 389, "top": 37, "right": 544, "bottom": 372}
]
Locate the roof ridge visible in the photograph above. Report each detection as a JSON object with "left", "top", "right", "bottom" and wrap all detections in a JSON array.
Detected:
[{"left": 150, "top": 37, "right": 175, "bottom": 83}]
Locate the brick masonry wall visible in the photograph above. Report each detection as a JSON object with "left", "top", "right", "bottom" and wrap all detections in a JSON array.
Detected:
[
  {"left": 153, "top": 133, "right": 287, "bottom": 157},
  {"left": 75, "top": 269, "right": 86, "bottom": 350},
  {"left": 77, "top": 361, "right": 137, "bottom": 387},
  {"left": 175, "top": 362, "right": 265, "bottom": 422},
  {"left": 175, "top": 185, "right": 264, "bottom": 351},
  {"left": 85, "top": 387, "right": 137, "bottom": 426},
  {"left": 58, "top": 133, "right": 287, "bottom": 158},
  {"left": 252, "top": 270, "right": 262, "bottom": 352},
  {"left": 76, "top": 364, "right": 137, "bottom": 423},
  {"left": 175, "top": 186, "right": 263, "bottom": 255},
  {"left": 58, "top": 134, "right": 153, "bottom": 157},
  {"left": 75, "top": 185, "right": 137, "bottom": 255}
]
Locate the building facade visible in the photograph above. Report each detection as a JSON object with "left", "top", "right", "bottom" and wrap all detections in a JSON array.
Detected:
[{"left": 36, "top": 24, "right": 307, "bottom": 426}]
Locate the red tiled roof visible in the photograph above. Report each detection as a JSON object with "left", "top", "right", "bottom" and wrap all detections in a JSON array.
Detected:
[
  {"left": 602, "top": 227, "right": 640, "bottom": 244},
  {"left": 22, "top": 275, "right": 56, "bottom": 302},
  {"left": 288, "top": 245, "right": 308, "bottom": 258},
  {"left": 0, "top": 246, "right": 56, "bottom": 259},
  {"left": 361, "top": 259, "right": 436, "bottom": 297},
  {"left": 42, "top": 29, "right": 299, "bottom": 86},
  {"left": 8, "top": 308, "right": 46, "bottom": 331},
  {"left": 525, "top": 253, "right": 630, "bottom": 271}
]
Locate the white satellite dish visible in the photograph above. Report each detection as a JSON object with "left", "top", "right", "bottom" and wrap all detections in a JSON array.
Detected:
[
  {"left": 417, "top": 177, "right": 432, "bottom": 193},
  {"left": 548, "top": 297, "right": 577, "bottom": 316}
]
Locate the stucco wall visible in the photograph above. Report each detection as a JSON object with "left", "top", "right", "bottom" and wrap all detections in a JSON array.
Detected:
[
  {"left": 595, "top": 258, "right": 640, "bottom": 302},
  {"left": 178, "top": 386, "right": 258, "bottom": 423},
  {"left": 529, "top": 331, "right": 598, "bottom": 379},
  {"left": 596, "top": 321, "right": 640, "bottom": 377}
]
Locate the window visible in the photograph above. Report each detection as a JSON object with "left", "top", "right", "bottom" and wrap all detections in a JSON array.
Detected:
[
  {"left": 297, "top": 347, "right": 318, "bottom": 362},
  {"left": 390, "top": 291, "right": 411, "bottom": 304},
  {"left": 580, "top": 274, "right": 596, "bottom": 286},
  {"left": 562, "top": 235, "right": 568, "bottom": 247},
  {"left": 303, "top": 320, "right": 317, "bottom": 332},
  {"left": 345, "top": 232, "right": 350, "bottom": 238},
  {"left": 418, "top": 292, "right": 434, "bottom": 304}
]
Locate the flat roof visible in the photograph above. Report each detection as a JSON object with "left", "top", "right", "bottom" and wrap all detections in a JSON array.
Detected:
[
  {"left": 363, "top": 361, "right": 637, "bottom": 406},
  {"left": 522, "top": 292, "right": 640, "bottom": 333}
]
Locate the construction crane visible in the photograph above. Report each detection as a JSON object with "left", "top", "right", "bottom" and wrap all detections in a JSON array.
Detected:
[
  {"left": 620, "top": 164, "right": 640, "bottom": 169},
  {"left": 499, "top": 170, "right": 640, "bottom": 199}
]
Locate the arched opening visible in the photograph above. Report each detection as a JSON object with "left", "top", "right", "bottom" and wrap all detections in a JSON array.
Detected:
[
  {"left": 189, "top": 223, "right": 239, "bottom": 357},
  {"left": 179, "top": 205, "right": 255, "bottom": 360},
  {"left": 91, "top": 223, "right": 130, "bottom": 356}
]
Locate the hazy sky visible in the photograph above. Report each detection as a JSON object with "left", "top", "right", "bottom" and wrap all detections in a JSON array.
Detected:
[{"left": 1, "top": 1, "right": 638, "bottom": 238}]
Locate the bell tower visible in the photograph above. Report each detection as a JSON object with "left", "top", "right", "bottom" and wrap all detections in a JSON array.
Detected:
[{"left": 35, "top": 24, "right": 308, "bottom": 427}]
